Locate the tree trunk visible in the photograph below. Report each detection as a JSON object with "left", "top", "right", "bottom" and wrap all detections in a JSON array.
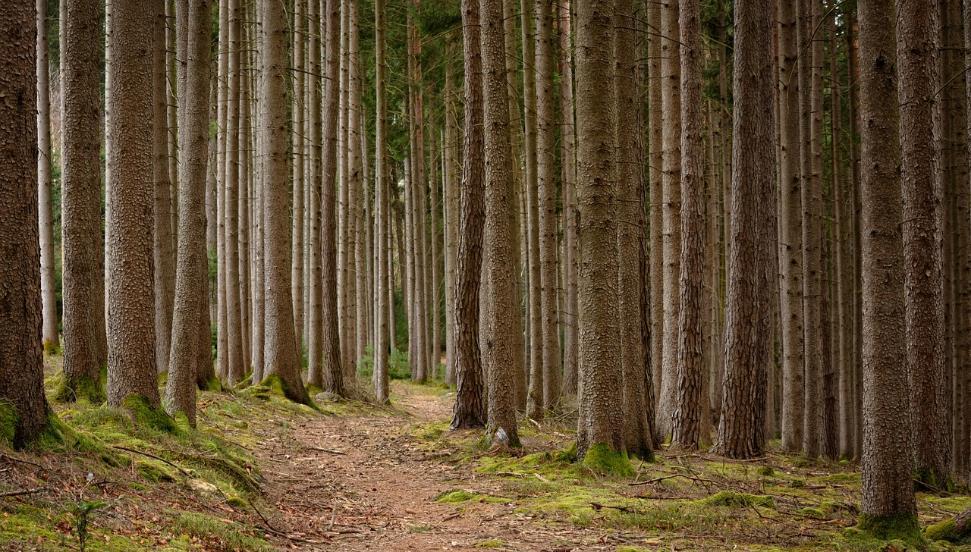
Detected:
[
  {"left": 616, "top": 0, "right": 655, "bottom": 459},
  {"left": 857, "top": 0, "right": 917, "bottom": 526},
  {"left": 307, "top": 0, "right": 324, "bottom": 391},
  {"left": 106, "top": 0, "right": 161, "bottom": 407},
  {"left": 372, "top": 0, "right": 390, "bottom": 402},
  {"left": 443, "top": 41, "right": 459, "bottom": 388},
  {"left": 647, "top": 0, "right": 663, "bottom": 424},
  {"left": 671, "top": 0, "right": 706, "bottom": 450},
  {"left": 153, "top": 1, "right": 175, "bottom": 377},
  {"left": 534, "top": 0, "right": 560, "bottom": 412},
  {"left": 215, "top": 0, "right": 228, "bottom": 381},
  {"left": 166, "top": 0, "right": 211, "bottom": 423},
  {"left": 36, "top": 0, "right": 58, "bottom": 352},
  {"left": 657, "top": 0, "right": 682, "bottom": 438},
  {"left": 559, "top": 0, "right": 578, "bottom": 397},
  {"left": 60, "top": 0, "right": 106, "bottom": 402},
  {"left": 896, "top": 0, "right": 949, "bottom": 489},
  {"left": 0, "top": 0, "right": 49, "bottom": 447},
  {"left": 480, "top": 0, "right": 521, "bottom": 447},
  {"left": 260, "top": 0, "right": 309, "bottom": 403},
  {"left": 712, "top": 0, "right": 776, "bottom": 460},
  {"left": 291, "top": 0, "right": 306, "bottom": 360},
  {"left": 321, "top": 0, "right": 345, "bottom": 395}
]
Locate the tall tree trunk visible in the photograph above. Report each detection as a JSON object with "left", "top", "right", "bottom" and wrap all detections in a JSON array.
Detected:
[
  {"left": 777, "top": 0, "right": 805, "bottom": 453},
  {"left": 223, "top": 0, "right": 244, "bottom": 385},
  {"left": 616, "top": 0, "right": 655, "bottom": 459},
  {"left": 559, "top": 0, "right": 578, "bottom": 397},
  {"left": 0, "top": 0, "right": 50, "bottom": 447},
  {"left": 574, "top": 0, "right": 626, "bottom": 465},
  {"left": 373, "top": 0, "right": 390, "bottom": 402},
  {"left": 857, "top": 0, "right": 917, "bottom": 526},
  {"left": 166, "top": 0, "right": 212, "bottom": 423},
  {"left": 443, "top": 41, "right": 459, "bottom": 388},
  {"left": 153, "top": 1, "right": 175, "bottom": 376},
  {"left": 260, "top": 0, "right": 309, "bottom": 403},
  {"left": 647, "top": 0, "right": 663, "bottom": 419},
  {"left": 712, "top": 0, "right": 776, "bottom": 459},
  {"left": 215, "top": 0, "right": 229, "bottom": 381},
  {"left": 307, "top": 0, "right": 324, "bottom": 391},
  {"left": 60, "top": 0, "right": 106, "bottom": 402},
  {"left": 106, "top": 0, "right": 160, "bottom": 407},
  {"left": 291, "top": 0, "right": 306, "bottom": 360},
  {"left": 534, "top": 0, "right": 560, "bottom": 412},
  {"left": 671, "top": 0, "right": 706, "bottom": 449},
  {"left": 351, "top": 1, "right": 368, "bottom": 370},
  {"left": 897, "top": 0, "right": 949, "bottom": 489},
  {"left": 480, "top": 0, "right": 521, "bottom": 447},
  {"left": 321, "top": 0, "right": 345, "bottom": 395},
  {"left": 36, "top": 0, "right": 58, "bottom": 352},
  {"left": 406, "top": 3, "right": 426, "bottom": 384},
  {"left": 657, "top": 0, "right": 682, "bottom": 438}
]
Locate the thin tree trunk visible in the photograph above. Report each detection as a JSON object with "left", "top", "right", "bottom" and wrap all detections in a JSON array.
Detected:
[
  {"left": 307, "top": 0, "right": 324, "bottom": 390},
  {"left": 559, "top": 0, "right": 578, "bottom": 397},
  {"left": 372, "top": 0, "right": 389, "bottom": 402},
  {"left": 647, "top": 0, "right": 663, "bottom": 421},
  {"left": 292, "top": 0, "right": 306, "bottom": 359},
  {"left": 36, "top": 0, "right": 58, "bottom": 352},
  {"left": 153, "top": 1, "right": 175, "bottom": 376}
]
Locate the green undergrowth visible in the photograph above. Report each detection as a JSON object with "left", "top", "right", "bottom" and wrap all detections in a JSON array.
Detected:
[{"left": 171, "top": 511, "right": 272, "bottom": 551}]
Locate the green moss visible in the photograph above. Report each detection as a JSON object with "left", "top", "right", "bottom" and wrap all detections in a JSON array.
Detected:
[
  {"left": 120, "top": 395, "right": 180, "bottom": 434},
  {"left": 581, "top": 443, "right": 634, "bottom": 477},
  {"left": 43, "top": 339, "right": 61, "bottom": 356},
  {"left": 0, "top": 399, "right": 15, "bottom": 446},
  {"left": 171, "top": 511, "right": 272, "bottom": 551},
  {"left": 53, "top": 371, "right": 106, "bottom": 404},
  {"left": 436, "top": 489, "right": 508, "bottom": 504},
  {"left": 475, "top": 538, "right": 504, "bottom": 548},
  {"left": 757, "top": 466, "right": 775, "bottom": 477},
  {"left": 257, "top": 374, "right": 313, "bottom": 407},
  {"left": 857, "top": 512, "right": 923, "bottom": 546},
  {"left": 201, "top": 377, "right": 223, "bottom": 392},
  {"left": 703, "top": 490, "right": 775, "bottom": 509}
]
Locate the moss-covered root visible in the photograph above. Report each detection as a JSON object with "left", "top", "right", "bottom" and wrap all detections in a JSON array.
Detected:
[
  {"left": 259, "top": 374, "right": 313, "bottom": 407},
  {"left": 857, "top": 512, "right": 923, "bottom": 546},
  {"left": 54, "top": 374, "right": 105, "bottom": 404},
  {"left": 926, "top": 508, "right": 971, "bottom": 543},
  {"left": 120, "top": 395, "right": 181, "bottom": 434},
  {"left": 580, "top": 443, "right": 634, "bottom": 477}
]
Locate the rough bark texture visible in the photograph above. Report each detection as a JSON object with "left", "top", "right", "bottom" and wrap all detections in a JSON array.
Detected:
[
  {"left": 224, "top": 0, "right": 244, "bottom": 385},
  {"left": 215, "top": 0, "right": 228, "bottom": 381},
  {"left": 712, "top": 0, "right": 776, "bottom": 459},
  {"left": 647, "top": 0, "right": 663, "bottom": 425},
  {"left": 534, "top": 0, "right": 560, "bottom": 412},
  {"left": 60, "top": 0, "right": 106, "bottom": 401},
  {"left": 36, "top": 0, "right": 58, "bottom": 352},
  {"left": 291, "top": 0, "right": 305, "bottom": 359},
  {"left": 575, "top": 0, "right": 625, "bottom": 460},
  {"left": 657, "top": 0, "right": 682, "bottom": 438},
  {"left": 896, "top": 0, "right": 949, "bottom": 489},
  {"left": 106, "top": 0, "right": 161, "bottom": 407},
  {"left": 777, "top": 0, "right": 805, "bottom": 453},
  {"left": 559, "top": 0, "right": 578, "bottom": 397},
  {"left": 480, "top": 0, "right": 520, "bottom": 447},
  {"left": 0, "top": 0, "right": 49, "bottom": 447},
  {"left": 260, "top": 0, "right": 309, "bottom": 404},
  {"left": 166, "top": 0, "right": 211, "bottom": 423},
  {"left": 321, "top": 0, "right": 345, "bottom": 396},
  {"left": 372, "top": 0, "right": 389, "bottom": 403},
  {"left": 616, "top": 0, "right": 654, "bottom": 459},
  {"left": 671, "top": 0, "right": 706, "bottom": 450},
  {"left": 153, "top": 1, "right": 175, "bottom": 377},
  {"left": 307, "top": 0, "right": 324, "bottom": 391},
  {"left": 857, "top": 0, "right": 917, "bottom": 524}
]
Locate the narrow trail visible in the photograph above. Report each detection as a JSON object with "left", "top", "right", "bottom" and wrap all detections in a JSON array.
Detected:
[{"left": 251, "top": 384, "right": 620, "bottom": 551}]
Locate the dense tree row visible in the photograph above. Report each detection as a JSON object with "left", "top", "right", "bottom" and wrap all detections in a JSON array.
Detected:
[{"left": 3, "top": 0, "right": 971, "bottom": 534}]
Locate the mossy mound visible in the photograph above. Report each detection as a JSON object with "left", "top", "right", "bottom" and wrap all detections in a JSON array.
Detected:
[
  {"left": 435, "top": 489, "right": 508, "bottom": 504},
  {"left": 703, "top": 490, "right": 775, "bottom": 509},
  {"left": 925, "top": 508, "right": 971, "bottom": 544},
  {"left": 581, "top": 443, "right": 634, "bottom": 477},
  {"left": 51, "top": 370, "right": 106, "bottom": 404},
  {"left": 121, "top": 395, "right": 180, "bottom": 434},
  {"left": 856, "top": 513, "right": 923, "bottom": 547},
  {"left": 171, "top": 511, "right": 272, "bottom": 551}
]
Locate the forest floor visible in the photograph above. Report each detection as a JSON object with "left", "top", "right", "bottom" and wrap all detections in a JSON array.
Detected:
[{"left": 3, "top": 360, "right": 971, "bottom": 551}]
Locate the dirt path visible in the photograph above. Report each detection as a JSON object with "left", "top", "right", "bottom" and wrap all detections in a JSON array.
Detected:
[{"left": 251, "top": 384, "right": 623, "bottom": 551}]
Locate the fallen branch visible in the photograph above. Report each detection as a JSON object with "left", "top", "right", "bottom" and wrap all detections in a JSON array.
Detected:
[
  {"left": 308, "top": 446, "right": 346, "bottom": 456},
  {"left": 630, "top": 473, "right": 717, "bottom": 487},
  {"left": 0, "top": 452, "right": 45, "bottom": 470},
  {"left": 110, "top": 445, "right": 192, "bottom": 478},
  {"left": 0, "top": 487, "right": 47, "bottom": 499}
]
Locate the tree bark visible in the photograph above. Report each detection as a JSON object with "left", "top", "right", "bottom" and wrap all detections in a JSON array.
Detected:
[
  {"left": 153, "top": 1, "right": 175, "bottom": 377},
  {"left": 166, "top": 0, "right": 211, "bottom": 423},
  {"left": 372, "top": 0, "right": 390, "bottom": 402},
  {"left": 480, "top": 0, "right": 521, "bottom": 447},
  {"left": 260, "top": 0, "right": 309, "bottom": 403},
  {"left": 712, "top": 0, "right": 776, "bottom": 460},
  {"left": 857, "top": 0, "right": 917, "bottom": 525},
  {"left": 559, "top": 0, "right": 578, "bottom": 397},
  {"left": 36, "top": 0, "right": 58, "bottom": 352},
  {"left": 60, "top": 0, "right": 106, "bottom": 401},
  {"left": 106, "top": 0, "right": 161, "bottom": 407},
  {"left": 0, "top": 0, "right": 50, "bottom": 447}
]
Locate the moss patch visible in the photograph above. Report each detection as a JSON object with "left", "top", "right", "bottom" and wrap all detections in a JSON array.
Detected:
[
  {"left": 436, "top": 489, "right": 508, "bottom": 504},
  {"left": 53, "top": 373, "right": 105, "bottom": 404},
  {"left": 856, "top": 513, "right": 923, "bottom": 546},
  {"left": 581, "top": 443, "right": 634, "bottom": 477},
  {"left": 703, "top": 490, "right": 775, "bottom": 509},
  {"left": 120, "top": 395, "right": 179, "bottom": 434},
  {"left": 0, "top": 399, "right": 15, "bottom": 446},
  {"left": 171, "top": 511, "right": 272, "bottom": 551}
]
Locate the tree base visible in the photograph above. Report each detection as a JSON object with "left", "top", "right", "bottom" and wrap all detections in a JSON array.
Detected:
[
  {"left": 580, "top": 443, "right": 634, "bottom": 477},
  {"left": 857, "top": 513, "right": 922, "bottom": 546},
  {"left": 54, "top": 373, "right": 106, "bottom": 404},
  {"left": 259, "top": 374, "right": 313, "bottom": 407}
]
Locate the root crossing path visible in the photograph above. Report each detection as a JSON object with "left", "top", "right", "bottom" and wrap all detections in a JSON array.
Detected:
[{"left": 252, "top": 383, "right": 629, "bottom": 551}]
